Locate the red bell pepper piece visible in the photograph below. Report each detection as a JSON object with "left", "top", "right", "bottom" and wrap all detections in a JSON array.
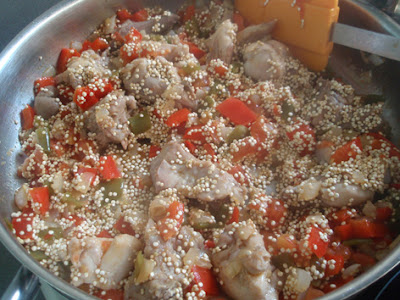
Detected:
[
  {"left": 73, "top": 86, "right": 99, "bottom": 111},
  {"left": 185, "top": 41, "right": 206, "bottom": 59},
  {"left": 77, "top": 167, "right": 97, "bottom": 185},
  {"left": 29, "top": 187, "right": 50, "bottom": 216},
  {"left": 227, "top": 165, "right": 249, "bottom": 185},
  {"left": 12, "top": 209, "right": 34, "bottom": 240},
  {"left": 21, "top": 105, "right": 35, "bottom": 130},
  {"left": 328, "top": 208, "right": 356, "bottom": 227},
  {"left": 81, "top": 37, "right": 109, "bottom": 52},
  {"left": 158, "top": 201, "right": 184, "bottom": 241},
  {"left": 182, "top": 5, "right": 196, "bottom": 23},
  {"left": 99, "top": 156, "right": 121, "bottom": 180},
  {"left": 227, "top": 207, "right": 240, "bottom": 224},
  {"left": 376, "top": 207, "right": 392, "bottom": 222},
  {"left": 57, "top": 48, "right": 80, "bottom": 74},
  {"left": 204, "top": 239, "right": 216, "bottom": 249},
  {"left": 204, "top": 143, "right": 216, "bottom": 157},
  {"left": 184, "top": 125, "right": 206, "bottom": 143},
  {"left": 216, "top": 97, "right": 257, "bottom": 126},
  {"left": 334, "top": 223, "right": 353, "bottom": 241},
  {"left": 324, "top": 248, "right": 345, "bottom": 277},
  {"left": 97, "top": 229, "right": 113, "bottom": 238},
  {"left": 131, "top": 9, "right": 148, "bottom": 22},
  {"left": 117, "top": 9, "right": 133, "bottom": 22},
  {"left": 114, "top": 216, "right": 136, "bottom": 236},
  {"left": 331, "top": 137, "right": 363, "bottom": 164},
  {"left": 34, "top": 77, "right": 56, "bottom": 95},
  {"left": 307, "top": 226, "right": 329, "bottom": 258},
  {"left": 191, "top": 265, "right": 219, "bottom": 296},
  {"left": 149, "top": 145, "right": 162, "bottom": 158},
  {"left": 184, "top": 140, "right": 197, "bottom": 154},
  {"left": 93, "top": 289, "right": 124, "bottom": 300},
  {"left": 349, "top": 218, "right": 389, "bottom": 239},
  {"left": 214, "top": 64, "right": 228, "bottom": 77},
  {"left": 286, "top": 122, "right": 316, "bottom": 156},
  {"left": 165, "top": 108, "right": 190, "bottom": 127}
]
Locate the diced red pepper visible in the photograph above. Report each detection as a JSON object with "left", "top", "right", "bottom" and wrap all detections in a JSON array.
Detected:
[
  {"left": 204, "top": 143, "right": 216, "bottom": 157},
  {"left": 227, "top": 165, "right": 249, "bottom": 185},
  {"left": 331, "top": 137, "right": 363, "bottom": 164},
  {"left": 276, "top": 234, "right": 298, "bottom": 251},
  {"left": 120, "top": 43, "right": 141, "bottom": 64},
  {"left": 12, "top": 210, "right": 34, "bottom": 240},
  {"left": 305, "top": 287, "right": 325, "bottom": 300},
  {"left": 214, "top": 64, "right": 228, "bottom": 77},
  {"left": 184, "top": 125, "right": 206, "bottom": 143},
  {"left": 184, "top": 140, "right": 197, "bottom": 154},
  {"left": 204, "top": 239, "right": 216, "bottom": 249},
  {"left": 67, "top": 214, "right": 84, "bottom": 226},
  {"left": 99, "top": 156, "right": 121, "bottom": 180},
  {"left": 227, "top": 207, "right": 239, "bottom": 224},
  {"left": 57, "top": 48, "right": 80, "bottom": 74},
  {"left": 117, "top": 9, "right": 133, "bottom": 22},
  {"left": 249, "top": 198, "right": 287, "bottom": 229},
  {"left": 182, "top": 5, "right": 196, "bottom": 23},
  {"left": 57, "top": 85, "right": 74, "bottom": 104},
  {"left": 328, "top": 209, "right": 356, "bottom": 227},
  {"left": 185, "top": 41, "right": 206, "bottom": 59},
  {"left": 308, "top": 226, "right": 329, "bottom": 258},
  {"left": 81, "top": 37, "right": 109, "bottom": 52},
  {"left": 324, "top": 248, "right": 345, "bottom": 277},
  {"left": 114, "top": 216, "right": 136, "bottom": 236},
  {"left": 131, "top": 9, "right": 148, "bottom": 22},
  {"left": 125, "top": 27, "right": 143, "bottom": 43},
  {"left": 351, "top": 252, "right": 376, "bottom": 266},
  {"left": 217, "top": 98, "right": 257, "bottom": 126},
  {"left": 89, "top": 78, "right": 114, "bottom": 99},
  {"left": 191, "top": 265, "right": 219, "bottom": 296},
  {"left": 166, "top": 108, "right": 191, "bottom": 127},
  {"left": 21, "top": 105, "right": 35, "bottom": 130},
  {"left": 93, "top": 289, "right": 124, "bottom": 300},
  {"left": 334, "top": 223, "right": 353, "bottom": 241},
  {"left": 349, "top": 218, "right": 389, "bottom": 239},
  {"left": 158, "top": 201, "right": 184, "bottom": 241},
  {"left": 286, "top": 122, "right": 316, "bottom": 156},
  {"left": 376, "top": 207, "right": 393, "bottom": 222},
  {"left": 29, "top": 187, "right": 50, "bottom": 216},
  {"left": 149, "top": 145, "right": 161, "bottom": 158},
  {"left": 323, "top": 276, "right": 354, "bottom": 293},
  {"left": 231, "top": 136, "right": 259, "bottom": 162},
  {"left": 97, "top": 229, "right": 113, "bottom": 238},
  {"left": 232, "top": 12, "right": 245, "bottom": 31},
  {"left": 73, "top": 86, "right": 99, "bottom": 111},
  {"left": 34, "top": 77, "right": 56, "bottom": 95}
]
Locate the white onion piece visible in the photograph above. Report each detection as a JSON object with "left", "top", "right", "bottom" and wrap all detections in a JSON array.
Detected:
[
  {"left": 149, "top": 197, "right": 169, "bottom": 221},
  {"left": 51, "top": 171, "right": 64, "bottom": 194},
  {"left": 362, "top": 201, "right": 376, "bottom": 219},
  {"left": 70, "top": 41, "right": 82, "bottom": 52},
  {"left": 42, "top": 65, "right": 56, "bottom": 77},
  {"left": 14, "top": 184, "right": 29, "bottom": 210},
  {"left": 286, "top": 268, "right": 312, "bottom": 294},
  {"left": 298, "top": 178, "right": 321, "bottom": 201},
  {"left": 183, "top": 248, "right": 212, "bottom": 269},
  {"left": 343, "top": 264, "right": 361, "bottom": 279}
]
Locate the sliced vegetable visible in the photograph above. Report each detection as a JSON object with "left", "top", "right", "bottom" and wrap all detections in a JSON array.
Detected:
[
  {"left": 226, "top": 125, "right": 250, "bottom": 144},
  {"left": 233, "top": 12, "right": 245, "bottom": 31},
  {"left": 191, "top": 265, "right": 219, "bottom": 296},
  {"left": 286, "top": 122, "right": 316, "bottom": 156},
  {"left": 81, "top": 37, "right": 109, "bottom": 52},
  {"left": 351, "top": 252, "right": 376, "bottom": 266},
  {"left": 166, "top": 108, "right": 190, "bottom": 127},
  {"left": 131, "top": 9, "right": 148, "bottom": 22},
  {"left": 203, "top": 143, "right": 216, "bottom": 157},
  {"left": 114, "top": 216, "right": 135, "bottom": 236},
  {"left": 29, "top": 187, "right": 50, "bottom": 216},
  {"left": 21, "top": 105, "right": 35, "bottom": 130},
  {"left": 343, "top": 239, "right": 373, "bottom": 246},
  {"left": 99, "top": 156, "right": 121, "bottom": 180},
  {"left": 12, "top": 210, "right": 34, "bottom": 239},
  {"left": 129, "top": 110, "right": 152, "bottom": 134},
  {"left": 330, "top": 137, "right": 363, "bottom": 164},
  {"left": 182, "top": 5, "right": 196, "bottom": 23},
  {"left": 34, "top": 77, "right": 56, "bottom": 95},
  {"left": 185, "top": 41, "right": 206, "bottom": 59},
  {"left": 97, "top": 230, "right": 113, "bottom": 238},
  {"left": 61, "top": 192, "right": 86, "bottom": 208},
  {"left": 30, "top": 250, "right": 49, "bottom": 261},
  {"left": 149, "top": 145, "right": 161, "bottom": 158},
  {"left": 158, "top": 201, "right": 184, "bottom": 241},
  {"left": 133, "top": 251, "right": 156, "bottom": 284},
  {"left": 184, "top": 140, "right": 197, "bottom": 154},
  {"left": 93, "top": 289, "right": 124, "bottom": 300},
  {"left": 57, "top": 48, "right": 80, "bottom": 74},
  {"left": 38, "top": 226, "right": 63, "bottom": 244},
  {"left": 73, "top": 86, "right": 99, "bottom": 111},
  {"left": 334, "top": 224, "right": 353, "bottom": 241},
  {"left": 226, "top": 207, "right": 239, "bottom": 224},
  {"left": 216, "top": 97, "right": 257, "bottom": 126},
  {"left": 117, "top": 8, "right": 133, "bottom": 22},
  {"left": 308, "top": 226, "right": 329, "bottom": 258},
  {"left": 101, "top": 178, "right": 123, "bottom": 202},
  {"left": 376, "top": 206, "right": 392, "bottom": 222},
  {"left": 35, "top": 127, "right": 51, "bottom": 153},
  {"left": 184, "top": 125, "right": 206, "bottom": 143},
  {"left": 324, "top": 251, "right": 344, "bottom": 277},
  {"left": 350, "top": 218, "right": 389, "bottom": 239},
  {"left": 227, "top": 165, "right": 249, "bottom": 185}
]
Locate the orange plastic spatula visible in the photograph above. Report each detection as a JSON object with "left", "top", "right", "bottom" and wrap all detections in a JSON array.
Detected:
[{"left": 235, "top": 0, "right": 400, "bottom": 71}]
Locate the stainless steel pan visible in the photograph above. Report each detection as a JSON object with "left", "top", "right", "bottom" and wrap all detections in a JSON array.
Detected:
[{"left": 0, "top": 0, "right": 399, "bottom": 299}]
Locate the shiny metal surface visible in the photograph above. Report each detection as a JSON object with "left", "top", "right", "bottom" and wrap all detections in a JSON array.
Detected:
[
  {"left": 0, "top": 1, "right": 399, "bottom": 300},
  {"left": 1, "top": 267, "right": 41, "bottom": 300},
  {"left": 332, "top": 22, "right": 400, "bottom": 60}
]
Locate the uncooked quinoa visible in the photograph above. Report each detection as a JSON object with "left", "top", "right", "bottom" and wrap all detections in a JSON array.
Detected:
[{"left": 12, "top": 1, "right": 400, "bottom": 300}]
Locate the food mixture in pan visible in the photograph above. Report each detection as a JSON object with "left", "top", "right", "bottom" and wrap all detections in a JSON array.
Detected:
[{"left": 11, "top": 1, "right": 400, "bottom": 299}]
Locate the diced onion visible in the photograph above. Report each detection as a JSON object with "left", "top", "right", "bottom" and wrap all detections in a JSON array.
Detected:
[
  {"left": 183, "top": 248, "right": 212, "bottom": 269},
  {"left": 14, "top": 184, "right": 29, "bottom": 210}
]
